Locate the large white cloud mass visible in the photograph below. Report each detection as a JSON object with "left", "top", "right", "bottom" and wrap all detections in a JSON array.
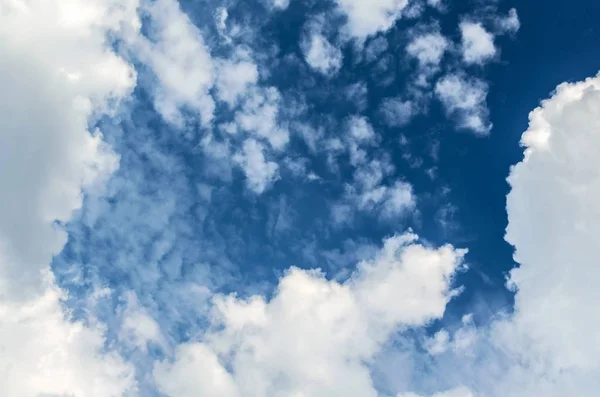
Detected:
[
  {"left": 501, "top": 73, "right": 600, "bottom": 394},
  {"left": 401, "top": 73, "right": 600, "bottom": 397},
  {"left": 0, "top": 0, "right": 138, "bottom": 395},
  {"left": 154, "top": 232, "right": 466, "bottom": 397}
]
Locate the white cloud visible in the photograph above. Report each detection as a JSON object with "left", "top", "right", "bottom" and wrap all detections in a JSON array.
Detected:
[
  {"left": 302, "top": 31, "right": 343, "bottom": 76},
  {"left": 407, "top": 31, "right": 449, "bottom": 67},
  {"left": 459, "top": 21, "right": 496, "bottom": 65},
  {"left": 236, "top": 87, "right": 290, "bottom": 150},
  {"left": 503, "top": 73, "right": 600, "bottom": 385},
  {"left": 271, "top": 0, "right": 290, "bottom": 10},
  {"left": 0, "top": 0, "right": 136, "bottom": 300},
  {"left": 346, "top": 115, "right": 378, "bottom": 165},
  {"left": 335, "top": 0, "right": 410, "bottom": 39},
  {"left": 379, "top": 97, "right": 416, "bottom": 127},
  {"left": 347, "top": 159, "right": 416, "bottom": 221},
  {"left": 380, "top": 182, "right": 417, "bottom": 219},
  {"left": 154, "top": 343, "right": 240, "bottom": 397},
  {"left": 216, "top": 55, "right": 259, "bottom": 106},
  {"left": 0, "top": 279, "right": 137, "bottom": 397},
  {"left": 155, "top": 232, "right": 466, "bottom": 397},
  {"left": 136, "top": 0, "right": 215, "bottom": 126},
  {"left": 496, "top": 8, "right": 520, "bottom": 34},
  {"left": 0, "top": 0, "right": 139, "bottom": 395},
  {"left": 435, "top": 74, "right": 491, "bottom": 135},
  {"left": 234, "top": 139, "right": 280, "bottom": 194},
  {"left": 426, "top": 0, "right": 444, "bottom": 11},
  {"left": 119, "top": 291, "right": 165, "bottom": 352}
]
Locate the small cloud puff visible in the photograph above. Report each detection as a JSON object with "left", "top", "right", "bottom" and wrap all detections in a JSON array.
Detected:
[
  {"left": 459, "top": 21, "right": 496, "bottom": 65},
  {"left": 435, "top": 73, "right": 491, "bottom": 135}
]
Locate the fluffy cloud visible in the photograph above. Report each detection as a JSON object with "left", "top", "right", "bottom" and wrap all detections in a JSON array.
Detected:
[
  {"left": 502, "top": 73, "right": 600, "bottom": 390},
  {"left": 335, "top": 0, "right": 410, "bottom": 39},
  {"left": 302, "top": 31, "right": 343, "bottom": 76},
  {"left": 154, "top": 232, "right": 466, "bottom": 397},
  {"left": 234, "top": 139, "right": 280, "bottom": 194},
  {"left": 406, "top": 29, "right": 449, "bottom": 86},
  {"left": 406, "top": 31, "right": 449, "bottom": 68},
  {"left": 235, "top": 87, "right": 289, "bottom": 150},
  {"left": 347, "top": 115, "right": 378, "bottom": 165},
  {"left": 459, "top": 21, "right": 496, "bottom": 65},
  {"left": 350, "top": 161, "right": 416, "bottom": 220},
  {"left": 0, "top": 0, "right": 138, "bottom": 395},
  {"left": 0, "top": 280, "right": 136, "bottom": 397},
  {"left": 216, "top": 54, "right": 260, "bottom": 106},
  {"left": 270, "top": 0, "right": 291, "bottom": 10},
  {"left": 136, "top": 0, "right": 215, "bottom": 126},
  {"left": 0, "top": 0, "right": 136, "bottom": 299},
  {"left": 496, "top": 8, "right": 520, "bottom": 34},
  {"left": 435, "top": 74, "right": 491, "bottom": 135}
]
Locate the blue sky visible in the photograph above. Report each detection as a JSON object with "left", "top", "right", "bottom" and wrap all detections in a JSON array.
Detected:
[{"left": 2, "top": 0, "right": 600, "bottom": 396}]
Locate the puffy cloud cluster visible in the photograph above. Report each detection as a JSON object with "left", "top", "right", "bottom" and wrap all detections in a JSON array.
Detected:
[
  {"left": 323, "top": 116, "right": 417, "bottom": 223},
  {"left": 130, "top": 0, "right": 289, "bottom": 194},
  {"left": 154, "top": 232, "right": 466, "bottom": 397}
]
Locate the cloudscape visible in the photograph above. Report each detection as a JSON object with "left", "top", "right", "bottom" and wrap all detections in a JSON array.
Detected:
[{"left": 1, "top": 0, "right": 599, "bottom": 396}]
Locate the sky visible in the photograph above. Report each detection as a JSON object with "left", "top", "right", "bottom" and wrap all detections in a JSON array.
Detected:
[{"left": 1, "top": 0, "right": 600, "bottom": 396}]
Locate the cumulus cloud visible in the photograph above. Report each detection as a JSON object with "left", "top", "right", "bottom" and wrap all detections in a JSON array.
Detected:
[
  {"left": 503, "top": 73, "right": 600, "bottom": 387},
  {"left": 301, "top": 31, "right": 343, "bottom": 76},
  {"left": 137, "top": 0, "right": 215, "bottom": 126},
  {"left": 459, "top": 21, "right": 496, "bottom": 65},
  {"left": 216, "top": 53, "right": 260, "bottom": 106},
  {"left": 407, "top": 31, "right": 449, "bottom": 67},
  {"left": 346, "top": 115, "right": 378, "bottom": 165},
  {"left": 435, "top": 74, "right": 491, "bottom": 135},
  {"left": 350, "top": 160, "right": 416, "bottom": 220},
  {"left": 119, "top": 291, "right": 165, "bottom": 352},
  {"left": 406, "top": 29, "right": 449, "bottom": 86},
  {"left": 335, "top": 0, "right": 410, "bottom": 39},
  {"left": 270, "top": 0, "right": 291, "bottom": 10},
  {"left": 234, "top": 139, "right": 280, "bottom": 194},
  {"left": 0, "top": 0, "right": 138, "bottom": 394},
  {"left": 0, "top": 279, "right": 136, "bottom": 397},
  {"left": 0, "top": 0, "right": 135, "bottom": 301},
  {"left": 235, "top": 87, "right": 289, "bottom": 150},
  {"left": 496, "top": 8, "right": 520, "bottom": 34},
  {"left": 154, "top": 232, "right": 466, "bottom": 397}
]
